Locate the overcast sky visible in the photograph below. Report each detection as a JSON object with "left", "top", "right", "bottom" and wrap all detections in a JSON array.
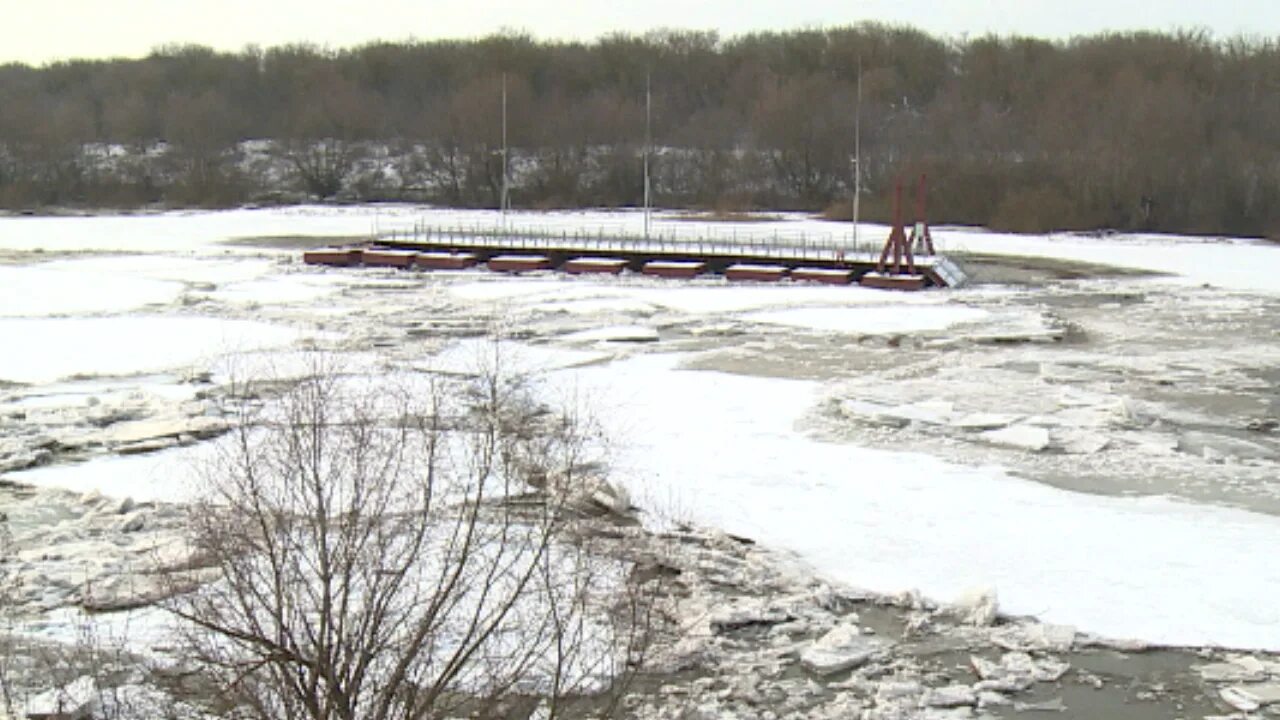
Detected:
[{"left": 6, "top": 0, "right": 1280, "bottom": 65}]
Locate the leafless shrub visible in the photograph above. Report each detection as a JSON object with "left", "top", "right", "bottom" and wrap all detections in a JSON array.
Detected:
[
  {"left": 0, "top": 516, "right": 21, "bottom": 717},
  {"left": 164, "top": 353, "right": 657, "bottom": 720}
]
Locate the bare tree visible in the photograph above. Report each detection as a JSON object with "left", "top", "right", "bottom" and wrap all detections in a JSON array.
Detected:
[
  {"left": 0, "top": 516, "right": 21, "bottom": 717},
  {"left": 165, "top": 355, "right": 655, "bottom": 720}
]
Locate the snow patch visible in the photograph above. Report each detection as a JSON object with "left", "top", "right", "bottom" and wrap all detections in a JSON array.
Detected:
[
  {"left": 561, "top": 325, "right": 659, "bottom": 344},
  {"left": 0, "top": 316, "right": 302, "bottom": 384},
  {"left": 563, "top": 354, "right": 1280, "bottom": 650},
  {"left": 416, "top": 338, "right": 612, "bottom": 376},
  {"left": 6, "top": 442, "right": 208, "bottom": 502},
  {"left": 0, "top": 265, "right": 182, "bottom": 317},
  {"left": 799, "top": 623, "right": 891, "bottom": 674},
  {"left": 745, "top": 305, "right": 988, "bottom": 334},
  {"left": 978, "top": 426, "right": 1052, "bottom": 452}
]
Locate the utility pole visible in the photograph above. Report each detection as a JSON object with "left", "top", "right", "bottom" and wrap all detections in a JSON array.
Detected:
[
  {"left": 853, "top": 57, "right": 862, "bottom": 250},
  {"left": 501, "top": 73, "right": 509, "bottom": 227},
  {"left": 644, "top": 71, "right": 652, "bottom": 241}
]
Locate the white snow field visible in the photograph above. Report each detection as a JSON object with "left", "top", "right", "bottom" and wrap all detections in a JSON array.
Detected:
[
  {"left": 0, "top": 255, "right": 285, "bottom": 317},
  {"left": 0, "top": 264, "right": 183, "bottom": 317},
  {"left": 745, "top": 305, "right": 989, "bottom": 334},
  {"left": 11, "top": 442, "right": 209, "bottom": 503},
  {"left": 0, "top": 206, "right": 407, "bottom": 253},
  {"left": 567, "top": 354, "right": 1280, "bottom": 650},
  {"left": 0, "top": 316, "right": 301, "bottom": 384},
  {"left": 3, "top": 205, "right": 1280, "bottom": 651}
]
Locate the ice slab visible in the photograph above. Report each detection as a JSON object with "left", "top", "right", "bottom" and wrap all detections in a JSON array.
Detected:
[
  {"left": 0, "top": 205, "right": 420, "bottom": 254},
  {"left": 745, "top": 305, "right": 989, "bottom": 334},
  {"left": 415, "top": 338, "right": 613, "bottom": 376},
  {"left": 205, "top": 274, "right": 345, "bottom": 305},
  {"left": 0, "top": 316, "right": 303, "bottom": 384},
  {"left": 634, "top": 285, "right": 920, "bottom": 314},
  {"left": 0, "top": 265, "right": 182, "bottom": 317},
  {"left": 800, "top": 623, "right": 890, "bottom": 674},
  {"left": 209, "top": 350, "right": 384, "bottom": 384},
  {"left": 979, "top": 426, "right": 1052, "bottom": 452},
  {"left": 5, "top": 376, "right": 202, "bottom": 410},
  {"left": 40, "top": 255, "right": 277, "bottom": 284},
  {"left": 561, "top": 325, "right": 659, "bottom": 344},
  {"left": 4, "top": 441, "right": 209, "bottom": 503}
]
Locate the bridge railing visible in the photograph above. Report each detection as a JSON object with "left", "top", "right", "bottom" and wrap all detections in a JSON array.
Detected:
[{"left": 376, "top": 221, "right": 904, "bottom": 265}]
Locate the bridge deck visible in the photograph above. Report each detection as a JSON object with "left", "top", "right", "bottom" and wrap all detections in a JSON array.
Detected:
[{"left": 358, "top": 224, "right": 967, "bottom": 288}]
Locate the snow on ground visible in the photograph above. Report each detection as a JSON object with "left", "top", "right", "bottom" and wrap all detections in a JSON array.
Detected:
[
  {"left": 413, "top": 337, "right": 614, "bottom": 376},
  {"left": 0, "top": 316, "right": 302, "bottom": 384},
  {"left": 631, "top": 284, "right": 932, "bottom": 314},
  {"left": 9, "top": 443, "right": 207, "bottom": 503},
  {"left": 566, "top": 353, "right": 1280, "bottom": 650},
  {"left": 0, "top": 205, "right": 408, "bottom": 253},
  {"left": 744, "top": 305, "right": 989, "bottom": 334},
  {"left": 936, "top": 227, "right": 1280, "bottom": 295},
  {"left": 561, "top": 325, "right": 660, "bottom": 343},
  {"left": 202, "top": 273, "right": 346, "bottom": 305},
  {"left": 448, "top": 277, "right": 569, "bottom": 302},
  {"left": 36, "top": 255, "right": 278, "bottom": 284},
  {"left": 0, "top": 255, "right": 286, "bottom": 317},
  {"left": 449, "top": 276, "right": 945, "bottom": 316},
  {"left": 7, "top": 376, "right": 203, "bottom": 410},
  {"left": 20, "top": 605, "right": 174, "bottom": 654},
  {"left": 538, "top": 297, "right": 659, "bottom": 315},
  {"left": 0, "top": 265, "right": 183, "bottom": 317},
  {"left": 208, "top": 349, "right": 384, "bottom": 384}
]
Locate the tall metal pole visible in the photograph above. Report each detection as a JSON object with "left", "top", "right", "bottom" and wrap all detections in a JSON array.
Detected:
[
  {"left": 644, "top": 71, "right": 652, "bottom": 241},
  {"left": 853, "top": 57, "right": 862, "bottom": 250},
  {"left": 501, "top": 73, "right": 509, "bottom": 227}
]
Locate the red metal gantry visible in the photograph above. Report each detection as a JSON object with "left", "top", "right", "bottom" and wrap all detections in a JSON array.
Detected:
[{"left": 861, "top": 174, "right": 934, "bottom": 291}]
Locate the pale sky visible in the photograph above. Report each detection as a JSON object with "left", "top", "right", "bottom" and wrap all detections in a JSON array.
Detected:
[{"left": 5, "top": 0, "right": 1280, "bottom": 66}]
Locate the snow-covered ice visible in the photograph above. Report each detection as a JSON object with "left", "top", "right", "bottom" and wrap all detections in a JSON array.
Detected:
[
  {"left": 4, "top": 205, "right": 1280, "bottom": 652},
  {"left": 567, "top": 353, "right": 1280, "bottom": 650},
  {"left": 561, "top": 325, "right": 659, "bottom": 343},
  {"left": 937, "top": 227, "right": 1280, "bottom": 295},
  {"left": 745, "top": 305, "right": 988, "bottom": 334},
  {"left": 208, "top": 349, "right": 383, "bottom": 384},
  {"left": 448, "top": 277, "right": 941, "bottom": 316},
  {"left": 0, "top": 265, "right": 183, "bottom": 317},
  {"left": 0, "top": 255, "right": 279, "bottom": 317},
  {"left": 38, "top": 255, "right": 277, "bottom": 284},
  {"left": 0, "top": 316, "right": 302, "bottom": 384},
  {"left": 414, "top": 338, "right": 614, "bottom": 376},
  {"left": 8, "top": 442, "right": 208, "bottom": 503},
  {"left": 203, "top": 274, "right": 346, "bottom": 305},
  {"left": 633, "top": 284, "right": 929, "bottom": 315},
  {"left": 0, "top": 206, "right": 404, "bottom": 253},
  {"left": 6, "top": 375, "right": 202, "bottom": 410}
]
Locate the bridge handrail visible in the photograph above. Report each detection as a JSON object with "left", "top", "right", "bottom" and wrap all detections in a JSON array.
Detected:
[{"left": 385, "top": 221, "right": 897, "bottom": 262}]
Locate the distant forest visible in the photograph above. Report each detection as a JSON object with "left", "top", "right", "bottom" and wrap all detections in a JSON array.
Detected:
[{"left": 3, "top": 25, "right": 1280, "bottom": 236}]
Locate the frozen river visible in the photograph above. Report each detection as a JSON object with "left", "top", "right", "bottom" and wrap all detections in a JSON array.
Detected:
[{"left": 2, "top": 205, "right": 1279, "bottom": 649}]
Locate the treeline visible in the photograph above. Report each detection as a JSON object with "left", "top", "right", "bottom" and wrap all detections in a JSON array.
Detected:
[{"left": 3, "top": 26, "right": 1280, "bottom": 236}]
